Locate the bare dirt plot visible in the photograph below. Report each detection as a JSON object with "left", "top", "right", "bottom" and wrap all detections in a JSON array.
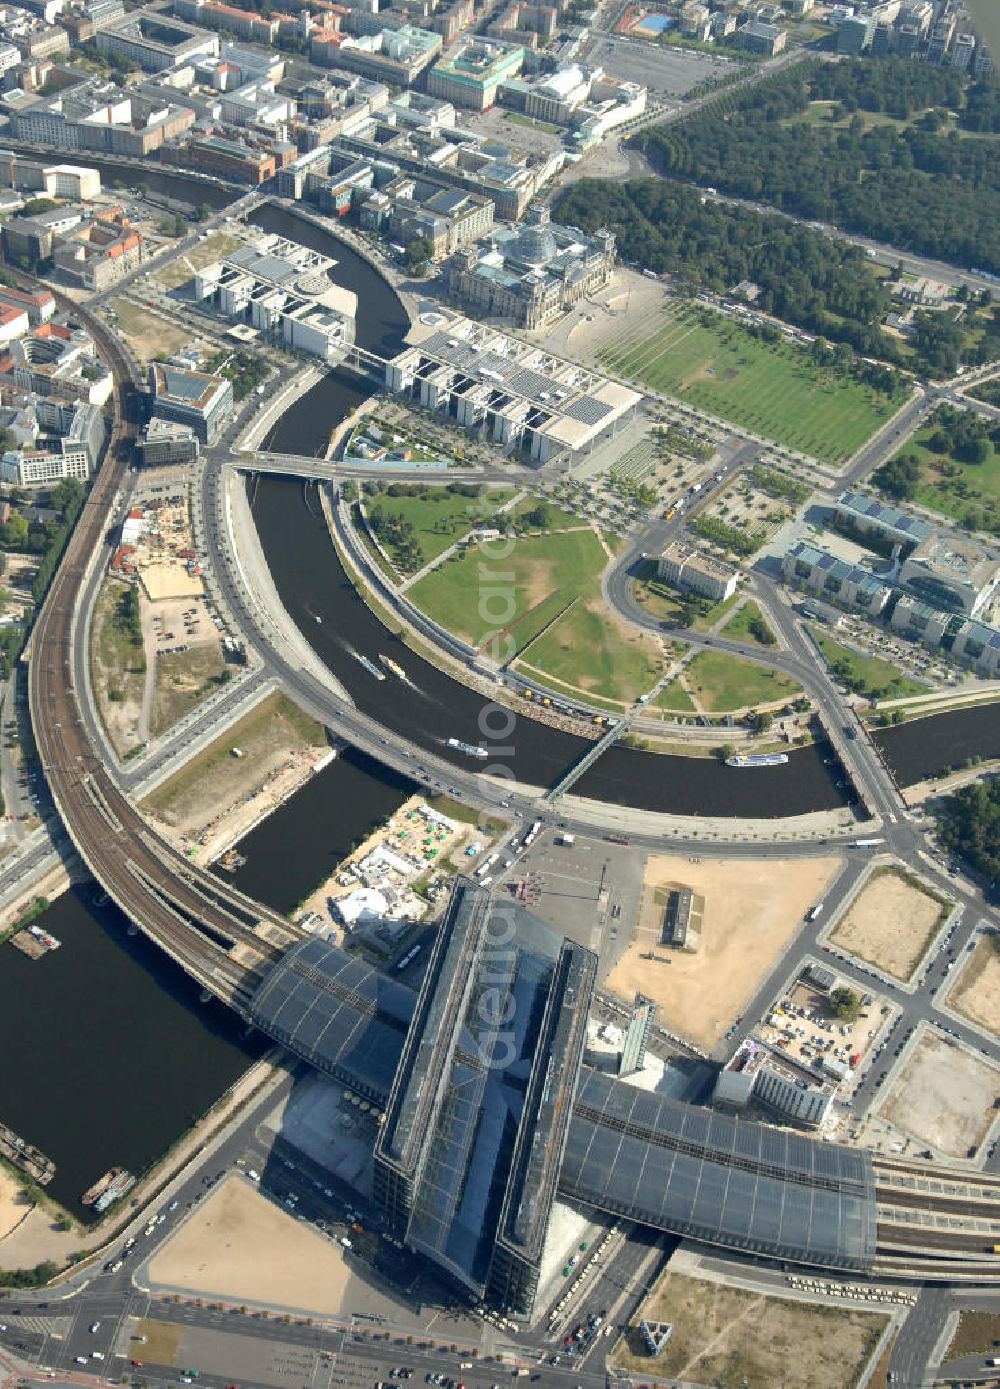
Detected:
[
  {"left": 828, "top": 867, "right": 948, "bottom": 982},
  {"left": 152, "top": 231, "right": 247, "bottom": 291},
  {"left": 948, "top": 937, "right": 1000, "bottom": 1040},
  {"left": 132, "top": 1320, "right": 183, "bottom": 1367},
  {"left": 0, "top": 1166, "right": 31, "bottom": 1241},
  {"left": 1, "top": 551, "right": 38, "bottom": 622},
  {"left": 605, "top": 853, "right": 844, "bottom": 1051},
  {"left": 946, "top": 1310, "right": 1000, "bottom": 1360},
  {"left": 90, "top": 577, "right": 147, "bottom": 759},
  {"left": 151, "top": 644, "right": 228, "bottom": 737},
  {"left": 109, "top": 298, "right": 197, "bottom": 365},
  {"left": 613, "top": 1270, "right": 887, "bottom": 1389},
  {"left": 141, "top": 691, "right": 327, "bottom": 841},
  {"left": 878, "top": 1031, "right": 1000, "bottom": 1158},
  {"left": 146, "top": 1175, "right": 352, "bottom": 1314}
]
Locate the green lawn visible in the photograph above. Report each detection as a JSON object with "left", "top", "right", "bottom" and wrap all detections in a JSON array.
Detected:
[
  {"left": 599, "top": 307, "right": 897, "bottom": 465},
  {"left": 816, "top": 634, "right": 926, "bottom": 701},
  {"left": 369, "top": 485, "right": 513, "bottom": 572},
  {"left": 653, "top": 678, "right": 696, "bottom": 713},
  {"left": 896, "top": 430, "right": 1000, "bottom": 530},
  {"left": 518, "top": 598, "right": 665, "bottom": 705},
  {"left": 408, "top": 527, "right": 611, "bottom": 655},
  {"left": 685, "top": 649, "right": 802, "bottom": 713},
  {"left": 721, "top": 600, "right": 778, "bottom": 647}
]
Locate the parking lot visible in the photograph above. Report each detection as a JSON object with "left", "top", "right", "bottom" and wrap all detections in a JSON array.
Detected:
[
  {"left": 758, "top": 972, "right": 887, "bottom": 1083},
  {"left": 583, "top": 33, "right": 733, "bottom": 95}
]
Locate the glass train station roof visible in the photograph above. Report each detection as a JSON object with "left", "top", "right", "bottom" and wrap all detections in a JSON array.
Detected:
[
  {"left": 248, "top": 935, "right": 411, "bottom": 1101},
  {"left": 249, "top": 885, "right": 878, "bottom": 1281},
  {"left": 562, "top": 1070, "right": 877, "bottom": 1270}
]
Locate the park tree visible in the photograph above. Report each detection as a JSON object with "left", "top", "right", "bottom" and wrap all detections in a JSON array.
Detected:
[
  {"left": 404, "top": 238, "right": 434, "bottom": 275},
  {"left": 829, "top": 986, "right": 861, "bottom": 1021},
  {"left": 872, "top": 453, "right": 919, "bottom": 501}
]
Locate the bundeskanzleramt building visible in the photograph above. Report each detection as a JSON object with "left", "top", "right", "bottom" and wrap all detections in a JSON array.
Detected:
[
  {"left": 658, "top": 539, "right": 740, "bottom": 602},
  {"left": 447, "top": 202, "right": 615, "bottom": 329},
  {"left": 899, "top": 532, "right": 1000, "bottom": 618}
]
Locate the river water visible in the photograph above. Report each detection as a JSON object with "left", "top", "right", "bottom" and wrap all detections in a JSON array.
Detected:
[
  {"left": 0, "top": 887, "right": 264, "bottom": 1221},
  {"left": 221, "top": 747, "right": 416, "bottom": 914},
  {"left": 251, "top": 476, "right": 853, "bottom": 819},
  {"left": 875, "top": 702, "right": 1000, "bottom": 785}
]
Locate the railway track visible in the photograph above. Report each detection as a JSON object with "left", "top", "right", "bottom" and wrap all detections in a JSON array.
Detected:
[{"left": 23, "top": 283, "right": 304, "bottom": 1009}]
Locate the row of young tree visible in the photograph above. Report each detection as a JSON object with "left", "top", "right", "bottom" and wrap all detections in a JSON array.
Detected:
[{"left": 635, "top": 58, "right": 1000, "bottom": 275}]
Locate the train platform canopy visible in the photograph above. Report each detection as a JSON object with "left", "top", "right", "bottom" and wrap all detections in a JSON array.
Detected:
[
  {"left": 248, "top": 935, "right": 412, "bottom": 1103},
  {"left": 562, "top": 1069, "right": 877, "bottom": 1271}
]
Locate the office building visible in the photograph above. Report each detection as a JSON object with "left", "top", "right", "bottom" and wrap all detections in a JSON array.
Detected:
[
  {"left": 782, "top": 540, "right": 892, "bottom": 615},
  {"left": 1, "top": 443, "right": 89, "bottom": 485},
  {"left": 658, "top": 539, "right": 740, "bottom": 602},
  {"left": 148, "top": 361, "right": 233, "bottom": 443},
  {"left": 8, "top": 81, "right": 195, "bottom": 155},
  {"left": 427, "top": 37, "right": 524, "bottom": 111},
  {"left": 373, "top": 880, "right": 596, "bottom": 1316},
  {"left": 926, "top": 13, "right": 955, "bottom": 63},
  {"left": 386, "top": 312, "right": 641, "bottom": 464},
  {"left": 734, "top": 18, "right": 787, "bottom": 54},
  {"left": 0, "top": 284, "right": 55, "bottom": 326},
  {"left": 2, "top": 321, "right": 113, "bottom": 405},
  {"left": 359, "top": 179, "right": 493, "bottom": 259},
  {"left": 334, "top": 24, "right": 441, "bottom": 85},
  {"left": 52, "top": 209, "right": 142, "bottom": 291},
  {"left": 96, "top": 10, "right": 219, "bottom": 68},
  {"left": 619, "top": 995, "right": 654, "bottom": 1077},
  {"left": 160, "top": 134, "right": 276, "bottom": 184},
  {"left": 0, "top": 152, "right": 102, "bottom": 200},
  {"left": 951, "top": 30, "right": 976, "bottom": 69},
  {"left": 715, "top": 1038, "right": 834, "bottom": 1129},
  {"left": 134, "top": 417, "right": 200, "bottom": 467}
]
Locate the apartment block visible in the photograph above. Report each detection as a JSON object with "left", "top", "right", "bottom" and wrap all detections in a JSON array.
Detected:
[{"left": 96, "top": 10, "right": 219, "bottom": 70}]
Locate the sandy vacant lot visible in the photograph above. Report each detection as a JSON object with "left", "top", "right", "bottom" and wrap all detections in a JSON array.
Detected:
[
  {"left": 949, "top": 938, "right": 1000, "bottom": 1040},
  {"left": 0, "top": 1167, "right": 30, "bottom": 1241},
  {"left": 142, "top": 691, "right": 327, "bottom": 846},
  {"left": 829, "top": 867, "right": 947, "bottom": 982},
  {"left": 615, "top": 1270, "right": 886, "bottom": 1389},
  {"left": 147, "top": 1176, "right": 352, "bottom": 1315},
  {"left": 605, "top": 853, "right": 843, "bottom": 1050},
  {"left": 879, "top": 1031, "right": 1000, "bottom": 1158}
]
